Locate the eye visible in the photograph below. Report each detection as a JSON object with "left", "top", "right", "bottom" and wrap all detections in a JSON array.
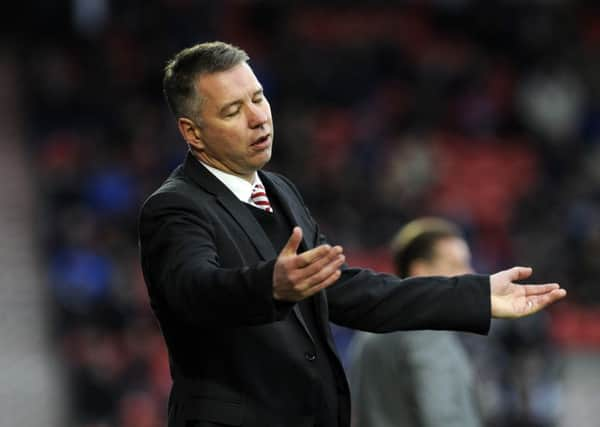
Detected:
[
  {"left": 225, "top": 109, "right": 240, "bottom": 118},
  {"left": 252, "top": 92, "right": 265, "bottom": 104}
]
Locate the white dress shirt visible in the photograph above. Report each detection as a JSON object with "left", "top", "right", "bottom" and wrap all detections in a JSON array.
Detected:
[{"left": 199, "top": 161, "right": 271, "bottom": 211}]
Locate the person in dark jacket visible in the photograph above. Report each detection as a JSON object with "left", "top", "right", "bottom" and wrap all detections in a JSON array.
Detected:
[{"left": 138, "top": 41, "right": 566, "bottom": 427}]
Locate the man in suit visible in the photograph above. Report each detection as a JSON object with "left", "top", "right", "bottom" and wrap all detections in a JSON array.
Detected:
[
  {"left": 138, "top": 41, "right": 566, "bottom": 427},
  {"left": 349, "top": 217, "right": 482, "bottom": 427}
]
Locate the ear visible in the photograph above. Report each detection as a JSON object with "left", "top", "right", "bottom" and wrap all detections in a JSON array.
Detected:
[{"left": 177, "top": 117, "right": 204, "bottom": 151}]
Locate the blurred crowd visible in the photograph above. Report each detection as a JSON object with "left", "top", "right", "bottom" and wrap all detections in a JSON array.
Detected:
[{"left": 11, "top": 0, "right": 600, "bottom": 426}]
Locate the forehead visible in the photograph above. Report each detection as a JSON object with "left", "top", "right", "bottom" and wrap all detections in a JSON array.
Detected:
[{"left": 195, "top": 62, "right": 261, "bottom": 106}]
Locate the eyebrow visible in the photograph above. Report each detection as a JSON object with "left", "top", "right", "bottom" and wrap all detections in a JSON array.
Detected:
[{"left": 218, "top": 88, "right": 264, "bottom": 115}]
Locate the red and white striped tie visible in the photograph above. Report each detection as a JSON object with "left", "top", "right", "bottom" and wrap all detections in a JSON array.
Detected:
[{"left": 250, "top": 183, "right": 273, "bottom": 213}]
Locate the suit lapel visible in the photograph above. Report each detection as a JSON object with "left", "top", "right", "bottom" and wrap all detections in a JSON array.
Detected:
[
  {"left": 183, "top": 152, "right": 276, "bottom": 260},
  {"left": 215, "top": 195, "right": 277, "bottom": 260},
  {"left": 259, "top": 171, "right": 313, "bottom": 252},
  {"left": 260, "top": 171, "right": 322, "bottom": 343}
]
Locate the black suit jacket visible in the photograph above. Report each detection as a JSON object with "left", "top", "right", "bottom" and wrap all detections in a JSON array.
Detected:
[{"left": 138, "top": 152, "right": 491, "bottom": 427}]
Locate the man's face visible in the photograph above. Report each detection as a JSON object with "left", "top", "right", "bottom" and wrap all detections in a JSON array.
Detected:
[
  {"left": 415, "top": 237, "right": 473, "bottom": 277},
  {"left": 190, "top": 62, "right": 273, "bottom": 180}
]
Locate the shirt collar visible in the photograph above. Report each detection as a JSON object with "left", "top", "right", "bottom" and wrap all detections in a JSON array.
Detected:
[{"left": 199, "top": 160, "right": 263, "bottom": 204}]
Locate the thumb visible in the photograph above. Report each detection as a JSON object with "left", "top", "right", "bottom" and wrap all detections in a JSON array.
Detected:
[
  {"left": 281, "top": 226, "right": 303, "bottom": 256},
  {"left": 508, "top": 266, "right": 533, "bottom": 281}
]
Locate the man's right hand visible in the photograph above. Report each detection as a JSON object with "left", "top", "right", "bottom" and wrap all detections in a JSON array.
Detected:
[{"left": 273, "top": 226, "right": 345, "bottom": 301}]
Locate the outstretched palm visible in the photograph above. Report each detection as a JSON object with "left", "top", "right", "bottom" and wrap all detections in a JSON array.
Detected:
[{"left": 490, "top": 267, "right": 567, "bottom": 318}]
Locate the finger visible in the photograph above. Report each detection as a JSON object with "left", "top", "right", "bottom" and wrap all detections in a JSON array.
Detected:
[
  {"left": 528, "top": 288, "right": 567, "bottom": 312},
  {"left": 298, "top": 254, "right": 346, "bottom": 289},
  {"left": 522, "top": 283, "right": 560, "bottom": 296},
  {"left": 508, "top": 266, "right": 533, "bottom": 281},
  {"left": 281, "top": 227, "right": 303, "bottom": 256},
  {"left": 303, "top": 269, "right": 342, "bottom": 298},
  {"left": 290, "top": 245, "right": 331, "bottom": 268},
  {"left": 295, "top": 246, "right": 343, "bottom": 274},
  {"left": 293, "top": 244, "right": 342, "bottom": 268}
]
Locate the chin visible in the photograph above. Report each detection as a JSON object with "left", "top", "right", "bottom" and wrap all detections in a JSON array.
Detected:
[{"left": 255, "top": 155, "right": 272, "bottom": 170}]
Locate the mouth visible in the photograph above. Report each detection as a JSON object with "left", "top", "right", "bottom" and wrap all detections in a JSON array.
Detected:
[{"left": 251, "top": 134, "right": 271, "bottom": 148}]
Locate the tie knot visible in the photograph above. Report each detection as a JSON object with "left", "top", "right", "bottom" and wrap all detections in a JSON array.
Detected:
[{"left": 251, "top": 183, "right": 273, "bottom": 213}]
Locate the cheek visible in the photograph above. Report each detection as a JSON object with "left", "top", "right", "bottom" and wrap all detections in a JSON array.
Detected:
[{"left": 210, "top": 126, "right": 243, "bottom": 148}]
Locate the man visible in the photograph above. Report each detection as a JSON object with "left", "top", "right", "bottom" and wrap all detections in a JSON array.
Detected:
[
  {"left": 349, "top": 217, "right": 483, "bottom": 427},
  {"left": 138, "top": 41, "right": 566, "bottom": 427}
]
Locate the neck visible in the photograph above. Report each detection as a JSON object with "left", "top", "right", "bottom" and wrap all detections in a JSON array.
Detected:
[{"left": 194, "top": 153, "right": 257, "bottom": 183}]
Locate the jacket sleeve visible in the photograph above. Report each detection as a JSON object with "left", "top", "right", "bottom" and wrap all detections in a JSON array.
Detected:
[
  {"left": 274, "top": 173, "right": 491, "bottom": 335},
  {"left": 327, "top": 267, "right": 491, "bottom": 334},
  {"left": 138, "top": 191, "right": 292, "bottom": 327}
]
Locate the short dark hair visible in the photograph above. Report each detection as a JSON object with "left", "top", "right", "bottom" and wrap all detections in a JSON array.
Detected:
[
  {"left": 390, "top": 217, "right": 462, "bottom": 277},
  {"left": 162, "top": 41, "right": 249, "bottom": 120}
]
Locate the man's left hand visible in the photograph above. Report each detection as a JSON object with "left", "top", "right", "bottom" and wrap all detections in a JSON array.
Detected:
[{"left": 490, "top": 266, "right": 567, "bottom": 318}]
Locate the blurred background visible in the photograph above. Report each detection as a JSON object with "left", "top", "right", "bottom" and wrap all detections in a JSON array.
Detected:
[{"left": 2, "top": 0, "right": 600, "bottom": 426}]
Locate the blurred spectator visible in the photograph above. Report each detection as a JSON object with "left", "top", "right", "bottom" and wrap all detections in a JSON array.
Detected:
[{"left": 348, "top": 217, "right": 482, "bottom": 427}]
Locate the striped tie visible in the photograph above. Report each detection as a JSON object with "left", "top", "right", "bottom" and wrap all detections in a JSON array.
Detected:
[{"left": 250, "top": 183, "right": 273, "bottom": 213}]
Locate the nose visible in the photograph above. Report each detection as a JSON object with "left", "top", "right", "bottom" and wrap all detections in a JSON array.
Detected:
[{"left": 247, "top": 103, "right": 268, "bottom": 129}]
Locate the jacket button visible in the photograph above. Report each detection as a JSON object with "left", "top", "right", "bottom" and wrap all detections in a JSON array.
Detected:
[{"left": 304, "top": 352, "right": 316, "bottom": 361}]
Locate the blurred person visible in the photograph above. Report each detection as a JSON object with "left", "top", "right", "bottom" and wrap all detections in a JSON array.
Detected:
[
  {"left": 138, "top": 41, "right": 566, "bottom": 427},
  {"left": 69, "top": 326, "right": 124, "bottom": 424},
  {"left": 484, "top": 313, "right": 563, "bottom": 427},
  {"left": 118, "top": 390, "right": 163, "bottom": 427},
  {"left": 348, "top": 217, "right": 481, "bottom": 427}
]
